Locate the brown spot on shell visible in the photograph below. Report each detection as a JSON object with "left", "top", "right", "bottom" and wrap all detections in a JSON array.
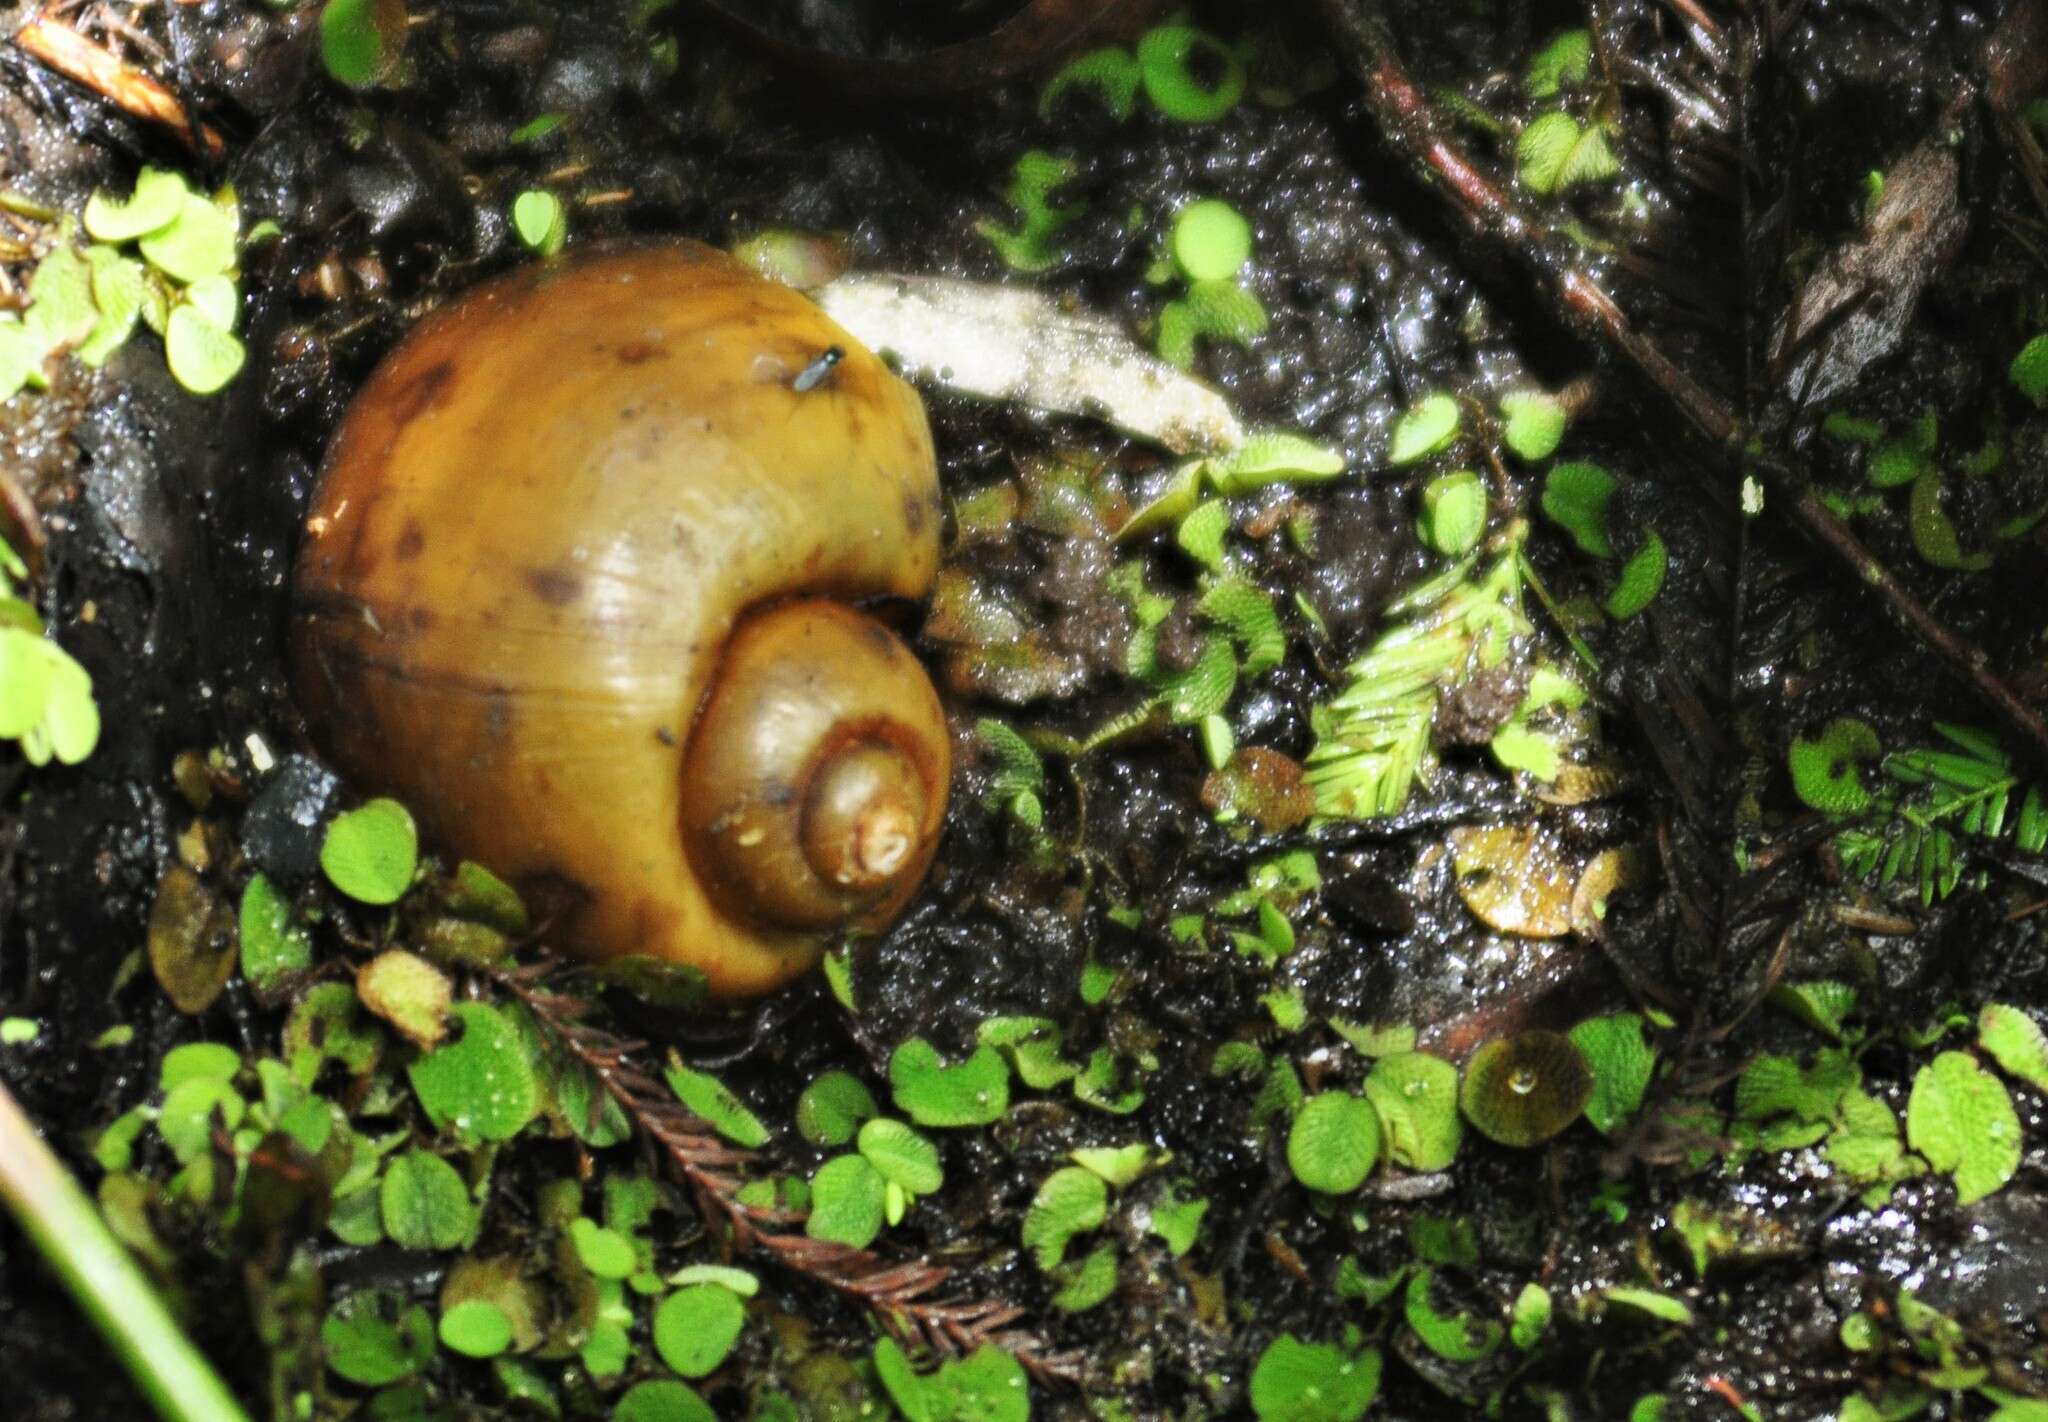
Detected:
[
  {"left": 902, "top": 490, "right": 927, "bottom": 535},
  {"left": 859, "top": 618, "right": 902, "bottom": 659},
  {"left": 390, "top": 360, "right": 456, "bottom": 426},
  {"left": 523, "top": 567, "right": 583, "bottom": 606},
  {"left": 395, "top": 520, "right": 425, "bottom": 562},
  {"left": 480, "top": 688, "right": 516, "bottom": 743},
  {"left": 616, "top": 340, "right": 660, "bottom": 365},
  {"left": 628, "top": 897, "right": 679, "bottom": 950}
]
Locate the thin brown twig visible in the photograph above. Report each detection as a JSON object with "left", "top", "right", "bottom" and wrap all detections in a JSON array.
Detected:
[
  {"left": 89, "top": 5, "right": 173, "bottom": 69},
  {"left": 0, "top": 468, "right": 46, "bottom": 553},
  {"left": 1661, "top": 0, "right": 1723, "bottom": 42},
  {"left": 12, "top": 11, "right": 224, "bottom": 158},
  {"left": 495, "top": 966, "right": 1084, "bottom": 1386},
  {"left": 1316, "top": 0, "right": 2048, "bottom": 774}
]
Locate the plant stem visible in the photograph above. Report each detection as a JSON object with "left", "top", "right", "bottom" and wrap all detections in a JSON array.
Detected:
[{"left": 0, "top": 1078, "right": 250, "bottom": 1422}]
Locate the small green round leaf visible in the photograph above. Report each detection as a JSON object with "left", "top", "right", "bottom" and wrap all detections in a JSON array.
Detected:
[
  {"left": 934, "top": 1346, "right": 1030, "bottom": 1422},
  {"left": 1248, "top": 1334, "right": 1382, "bottom": 1422},
  {"left": 36, "top": 647, "right": 98, "bottom": 766},
  {"left": 438, "top": 1300, "right": 512, "bottom": 1359},
  {"left": 1907, "top": 1050, "right": 2021, "bottom": 1205},
  {"left": 84, "top": 168, "right": 188, "bottom": 242},
  {"left": 806, "top": 1153, "right": 886, "bottom": 1247},
  {"left": 1511, "top": 1282, "right": 1554, "bottom": 1350},
  {"left": 1361, "top": 1052, "right": 1461, "bottom": 1171},
  {"left": 666, "top": 1264, "right": 758, "bottom": 1297},
  {"left": 1525, "top": 30, "right": 1593, "bottom": 99},
  {"left": 239, "top": 872, "right": 312, "bottom": 989},
  {"left": 570, "top": 1217, "right": 637, "bottom": 1280},
  {"left": 75, "top": 249, "right": 141, "bottom": 369},
  {"left": 379, "top": 1149, "right": 472, "bottom": 1250},
  {"left": 1541, "top": 461, "right": 1617, "bottom": 556},
  {"left": 321, "top": 797, "right": 419, "bottom": 904},
  {"left": 161, "top": 1040, "right": 240, "bottom": 1091},
  {"left": 1405, "top": 1267, "right": 1505, "bottom": 1361},
  {"left": 1459, "top": 1031, "right": 1593, "bottom": 1147},
  {"left": 1601, "top": 1286, "right": 1694, "bottom": 1327},
  {"left": 664, "top": 1063, "right": 769, "bottom": 1147},
  {"left": 873, "top": 1337, "right": 937, "bottom": 1421},
  {"left": 1499, "top": 389, "right": 1567, "bottom": 461},
  {"left": 614, "top": 1379, "right": 717, "bottom": 1422},
  {"left": 407, "top": 1001, "right": 540, "bottom": 1141},
  {"left": 651, "top": 1283, "right": 746, "bottom": 1378},
  {"left": 1787, "top": 717, "right": 1879, "bottom": 817},
  {"left": 1022, "top": 1165, "right": 1108, "bottom": 1271},
  {"left": 796, "top": 1070, "right": 878, "bottom": 1146},
  {"left": 1604, "top": 531, "right": 1667, "bottom": 619},
  {"left": 1516, "top": 112, "right": 1618, "bottom": 195},
  {"left": 888, "top": 1039, "right": 1010, "bottom": 1127},
  {"left": 322, "top": 1291, "right": 434, "bottom": 1386},
  {"left": 1907, "top": 467, "right": 1989, "bottom": 572},
  {"left": 1418, "top": 470, "right": 1487, "bottom": 556},
  {"left": 1172, "top": 199, "right": 1253, "bottom": 282},
  {"left": 157, "top": 1077, "right": 243, "bottom": 1163},
  {"left": 0, "top": 323, "right": 39, "bottom": 404},
  {"left": 448, "top": 860, "right": 529, "bottom": 934},
  {"left": 0, "top": 628, "right": 52, "bottom": 739},
  {"left": 27, "top": 245, "right": 98, "bottom": 352},
  {"left": 138, "top": 193, "right": 237, "bottom": 285},
  {"left": 1569, "top": 1013, "right": 1656, "bottom": 1135},
  {"left": 1286, "top": 1090, "right": 1381, "bottom": 1193},
  {"left": 1182, "top": 278, "right": 1268, "bottom": 343},
  {"left": 857, "top": 1118, "right": 943, "bottom": 1196},
  {"left": 2010, "top": 333, "right": 2048, "bottom": 406},
  {"left": 1388, "top": 393, "right": 1460, "bottom": 466},
  {"left": 575, "top": 1317, "right": 629, "bottom": 1380},
  {"left": 321, "top": 0, "right": 408, "bottom": 89},
  {"left": 1867, "top": 439, "right": 1926, "bottom": 488},
  {"left": 1050, "top": 1241, "right": 1119, "bottom": 1312},
  {"left": 1979, "top": 1003, "right": 2048, "bottom": 1093},
  {"left": 512, "top": 190, "right": 567, "bottom": 257},
  {"left": 1070, "top": 1143, "right": 1154, "bottom": 1188},
  {"left": 1517, "top": 112, "right": 1576, "bottom": 195},
  {"left": 184, "top": 274, "right": 239, "bottom": 331}
]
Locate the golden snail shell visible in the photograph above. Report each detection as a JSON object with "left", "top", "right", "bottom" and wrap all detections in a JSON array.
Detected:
[{"left": 290, "top": 241, "right": 950, "bottom": 998}]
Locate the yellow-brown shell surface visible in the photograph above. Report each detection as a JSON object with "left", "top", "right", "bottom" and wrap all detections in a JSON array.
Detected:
[{"left": 292, "top": 241, "right": 947, "bottom": 998}]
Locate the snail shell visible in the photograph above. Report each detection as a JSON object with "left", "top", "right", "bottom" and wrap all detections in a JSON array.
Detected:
[{"left": 290, "top": 241, "right": 950, "bottom": 998}]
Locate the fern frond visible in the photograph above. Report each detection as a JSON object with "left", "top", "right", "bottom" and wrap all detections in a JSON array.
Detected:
[
  {"left": 1836, "top": 724, "right": 2048, "bottom": 905},
  {"left": 1303, "top": 537, "right": 1530, "bottom": 818}
]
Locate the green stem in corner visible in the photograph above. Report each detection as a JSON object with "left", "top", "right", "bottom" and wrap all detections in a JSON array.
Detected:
[{"left": 0, "top": 1078, "right": 251, "bottom": 1422}]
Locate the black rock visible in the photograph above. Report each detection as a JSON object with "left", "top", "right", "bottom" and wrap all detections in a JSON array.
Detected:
[{"left": 240, "top": 754, "right": 341, "bottom": 885}]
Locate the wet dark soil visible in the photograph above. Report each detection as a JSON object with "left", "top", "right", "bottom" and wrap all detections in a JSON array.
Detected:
[{"left": 4, "top": 1, "right": 2048, "bottom": 1419}]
